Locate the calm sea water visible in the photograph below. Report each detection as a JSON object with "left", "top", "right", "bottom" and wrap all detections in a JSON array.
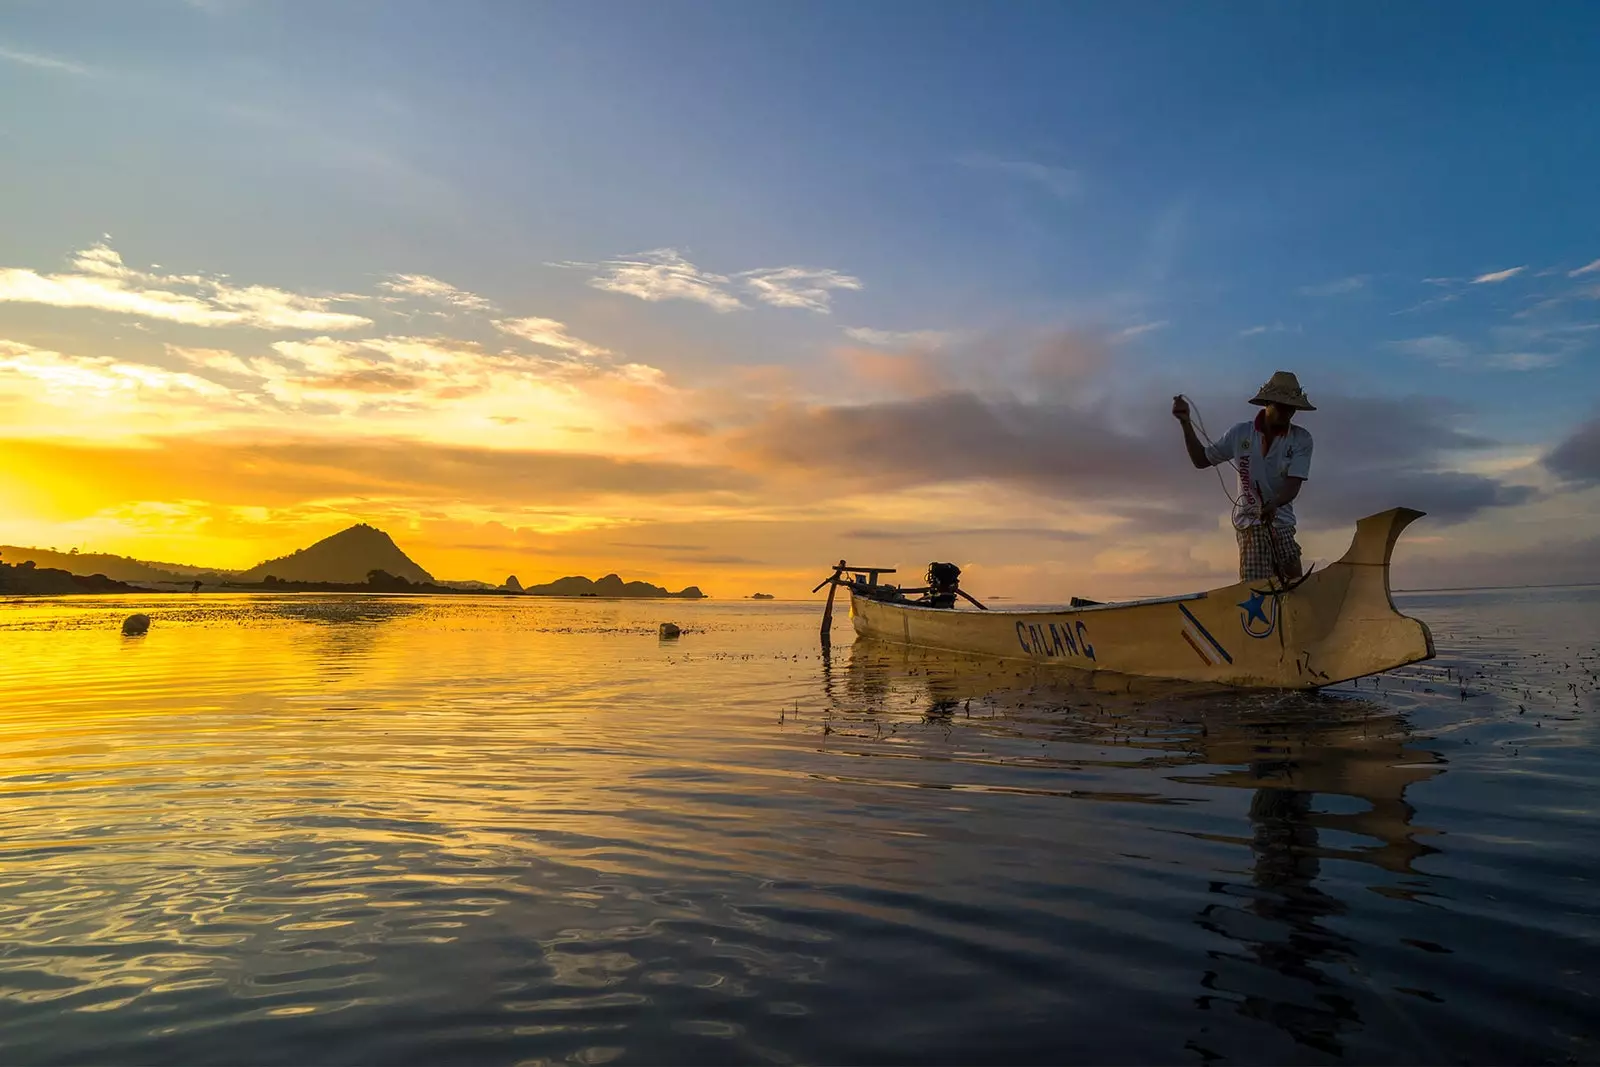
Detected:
[{"left": 1, "top": 589, "right": 1596, "bottom": 1065}]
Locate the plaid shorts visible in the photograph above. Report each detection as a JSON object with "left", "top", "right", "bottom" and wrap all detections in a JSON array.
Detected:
[{"left": 1236, "top": 524, "right": 1303, "bottom": 582}]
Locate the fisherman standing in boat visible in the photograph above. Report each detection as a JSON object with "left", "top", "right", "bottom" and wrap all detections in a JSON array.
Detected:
[{"left": 1172, "top": 371, "right": 1315, "bottom": 582}]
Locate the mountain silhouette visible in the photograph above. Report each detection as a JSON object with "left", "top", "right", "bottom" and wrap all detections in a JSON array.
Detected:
[
  {"left": 236, "top": 524, "right": 434, "bottom": 584},
  {"left": 522, "top": 573, "right": 705, "bottom": 598}
]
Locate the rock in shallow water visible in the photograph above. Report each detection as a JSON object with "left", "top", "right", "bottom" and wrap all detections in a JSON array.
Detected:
[
  {"left": 659, "top": 622, "right": 681, "bottom": 638},
  {"left": 121, "top": 614, "right": 150, "bottom": 636}
]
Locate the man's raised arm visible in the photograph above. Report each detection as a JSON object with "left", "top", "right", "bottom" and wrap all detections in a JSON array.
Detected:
[{"left": 1172, "top": 396, "right": 1212, "bottom": 470}]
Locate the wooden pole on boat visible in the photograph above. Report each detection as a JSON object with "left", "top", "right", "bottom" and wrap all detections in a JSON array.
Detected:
[
  {"left": 820, "top": 559, "right": 846, "bottom": 645},
  {"left": 956, "top": 589, "right": 989, "bottom": 611}
]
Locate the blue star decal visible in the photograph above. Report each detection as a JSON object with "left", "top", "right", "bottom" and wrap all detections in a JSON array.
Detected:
[{"left": 1238, "top": 591, "right": 1271, "bottom": 626}]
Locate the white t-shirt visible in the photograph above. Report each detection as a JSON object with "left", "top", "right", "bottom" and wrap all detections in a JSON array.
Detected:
[{"left": 1204, "top": 416, "right": 1313, "bottom": 530}]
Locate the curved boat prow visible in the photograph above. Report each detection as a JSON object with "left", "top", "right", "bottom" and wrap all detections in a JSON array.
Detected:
[
  {"left": 1336, "top": 506, "right": 1427, "bottom": 570},
  {"left": 1289, "top": 507, "right": 1435, "bottom": 683}
]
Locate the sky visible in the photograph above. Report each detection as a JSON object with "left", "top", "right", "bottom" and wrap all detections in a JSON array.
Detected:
[{"left": 2, "top": 0, "right": 1598, "bottom": 598}]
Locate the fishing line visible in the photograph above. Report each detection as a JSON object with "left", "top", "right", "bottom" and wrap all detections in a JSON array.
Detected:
[{"left": 1179, "top": 394, "right": 1246, "bottom": 510}]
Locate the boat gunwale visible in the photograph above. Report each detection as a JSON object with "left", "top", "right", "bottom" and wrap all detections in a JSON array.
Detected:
[{"left": 849, "top": 590, "right": 1210, "bottom": 616}]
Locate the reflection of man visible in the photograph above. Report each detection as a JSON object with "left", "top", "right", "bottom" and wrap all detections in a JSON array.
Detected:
[{"left": 1172, "top": 371, "right": 1315, "bottom": 582}]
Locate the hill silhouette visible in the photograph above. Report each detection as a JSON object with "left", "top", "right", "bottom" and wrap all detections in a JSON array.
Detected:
[
  {"left": 0, "top": 556, "right": 138, "bottom": 595},
  {"left": 236, "top": 524, "right": 434, "bottom": 584},
  {"left": 523, "top": 573, "right": 705, "bottom": 599},
  {"left": 0, "top": 546, "right": 233, "bottom": 585}
]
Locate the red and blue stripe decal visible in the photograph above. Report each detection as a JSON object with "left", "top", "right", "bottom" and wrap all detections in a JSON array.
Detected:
[{"left": 1178, "top": 602, "right": 1233, "bottom": 666}]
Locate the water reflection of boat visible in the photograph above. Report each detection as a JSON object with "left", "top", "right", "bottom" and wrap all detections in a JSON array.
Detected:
[
  {"left": 842, "top": 508, "right": 1435, "bottom": 689},
  {"left": 825, "top": 639, "right": 1446, "bottom": 1059}
]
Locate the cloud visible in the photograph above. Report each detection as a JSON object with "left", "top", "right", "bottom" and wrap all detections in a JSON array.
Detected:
[
  {"left": 166, "top": 344, "right": 257, "bottom": 377},
  {"left": 1298, "top": 276, "right": 1369, "bottom": 297},
  {"left": 380, "top": 274, "right": 492, "bottom": 311},
  {"left": 567, "top": 250, "right": 864, "bottom": 315},
  {"left": 0, "top": 339, "right": 235, "bottom": 402},
  {"left": 1394, "top": 321, "right": 1595, "bottom": 372},
  {"left": 259, "top": 335, "right": 518, "bottom": 409},
  {"left": 0, "top": 45, "right": 94, "bottom": 77},
  {"left": 1570, "top": 259, "right": 1600, "bottom": 278},
  {"left": 841, "top": 526, "right": 1091, "bottom": 543},
  {"left": 1393, "top": 292, "right": 1461, "bottom": 316},
  {"left": 737, "top": 267, "right": 862, "bottom": 313},
  {"left": 959, "top": 154, "right": 1081, "bottom": 199},
  {"left": 843, "top": 327, "right": 958, "bottom": 349},
  {"left": 0, "top": 435, "right": 751, "bottom": 512},
  {"left": 493, "top": 317, "right": 610, "bottom": 360},
  {"left": 1112, "top": 320, "right": 1168, "bottom": 341},
  {"left": 573, "top": 249, "right": 745, "bottom": 312},
  {"left": 1471, "top": 266, "right": 1526, "bottom": 285},
  {"left": 831, "top": 346, "right": 948, "bottom": 399},
  {"left": 1391, "top": 335, "right": 1474, "bottom": 366},
  {"left": 724, "top": 384, "right": 1530, "bottom": 528},
  {"left": 223, "top": 334, "right": 682, "bottom": 431},
  {"left": 1544, "top": 417, "right": 1600, "bottom": 485},
  {"left": 1485, "top": 351, "right": 1561, "bottom": 371},
  {"left": 1239, "top": 323, "right": 1294, "bottom": 338},
  {"left": 1391, "top": 335, "right": 1556, "bottom": 372},
  {"left": 0, "top": 242, "right": 372, "bottom": 330}
]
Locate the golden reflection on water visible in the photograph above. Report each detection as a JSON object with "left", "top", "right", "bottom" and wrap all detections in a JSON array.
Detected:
[{"left": 0, "top": 591, "right": 1595, "bottom": 1064}]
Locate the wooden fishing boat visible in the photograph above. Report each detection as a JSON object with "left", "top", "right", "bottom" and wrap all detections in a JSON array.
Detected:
[{"left": 825, "top": 508, "right": 1434, "bottom": 689}]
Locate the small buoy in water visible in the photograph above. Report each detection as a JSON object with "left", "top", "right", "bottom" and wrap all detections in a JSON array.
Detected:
[
  {"left": 659, "top": 622, "right": 681, "bottom": 639},
  {"left": 121, "top": 613, "right": 150, "bottom": 636}
]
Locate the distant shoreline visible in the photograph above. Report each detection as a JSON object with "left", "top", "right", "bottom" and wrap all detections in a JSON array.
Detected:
[
  {"left": 1, "top": 590, "right": 713, "bottom": 600},
  {"left": 1392, "top": 581, "right": 1600, "bottom": 594}
]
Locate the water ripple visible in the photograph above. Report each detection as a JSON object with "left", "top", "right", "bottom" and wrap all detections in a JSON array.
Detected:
[{"left": 0, "top": 591, "right": 1596, "bottom": 1063}]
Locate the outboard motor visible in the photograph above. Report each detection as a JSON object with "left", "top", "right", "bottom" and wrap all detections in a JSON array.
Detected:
[{"left": 924, "top": 562, "right": 961, "bottom": 609}]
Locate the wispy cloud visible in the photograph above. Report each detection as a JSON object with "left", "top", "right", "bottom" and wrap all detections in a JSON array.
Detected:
[
  {"left": 959, "top": 153, "right": 1081, "bottom": 199},
  {"left": 1391, "top": 326, "right": 1585, "bottom": 372},
  {"left": 1298, "top": 275, "right": 1369, "bottom": 297},
  {"left": 738, "top": 267, "right": 862, "bottom": 313},
  {"left": 380, "top": 274, "right": 492, "bottom": 312},
  {"left": 1, "top": 339, "right": 236, "bottom": 403},
  {"left": 1485, "top": 352, "right": 1561, "bottom": 371},
  {"left": 571, "top": 249, "right": 744, "bottom": 313},
  {"left": 493, "top": 317, "right": 609, "bottom": 360},
  {"left": 1393, "top": 293, "right": 1461, "bottom": 316},
  {"left": 1391, "top": 335, "right": 1475, "bottom": 366},
  {"left": 1570, "top": 258, "right": 1600, "bottom": 278},
  {"left": 1239, "top": 322, "right": 1294, "bottom": 337},
  {"left": 167, "top": 344, "right": 257, "bottom": 377},
  {"left": 1471, "top": 265, "right": 1526, "bottom": 285},
  {"left": 567, "top": 250, "right": 864, "bottom": 315},
  {"left": 0, "top": 44, "right": 95, "bottom": 77},
  {"left": 843, "top": 327, "right": 959, "bottom": 349},
  {"left": 1112, "top": 320, "right": 1168, "bottom": 341},
  {"left": 0, "top": 242, "right": 372, "bottom": 330}
]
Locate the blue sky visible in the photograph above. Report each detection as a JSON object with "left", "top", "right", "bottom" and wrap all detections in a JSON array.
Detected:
[{"left": 2, "top": 1, "right": 1597, "bottom": 591}]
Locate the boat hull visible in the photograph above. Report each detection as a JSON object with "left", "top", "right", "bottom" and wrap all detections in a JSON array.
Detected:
[{"left": 848, "top": 508, "right": 1435, "bottom": 689}]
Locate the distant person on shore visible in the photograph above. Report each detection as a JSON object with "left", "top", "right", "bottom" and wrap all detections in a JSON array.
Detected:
[{"left": 1171, "top": 371, "right": 1315, "bottom": 582}]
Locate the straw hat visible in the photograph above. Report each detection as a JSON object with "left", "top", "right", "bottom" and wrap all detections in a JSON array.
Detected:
[{"left": 1249, "top": 370, "right": 1315, "bottom": 411}]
